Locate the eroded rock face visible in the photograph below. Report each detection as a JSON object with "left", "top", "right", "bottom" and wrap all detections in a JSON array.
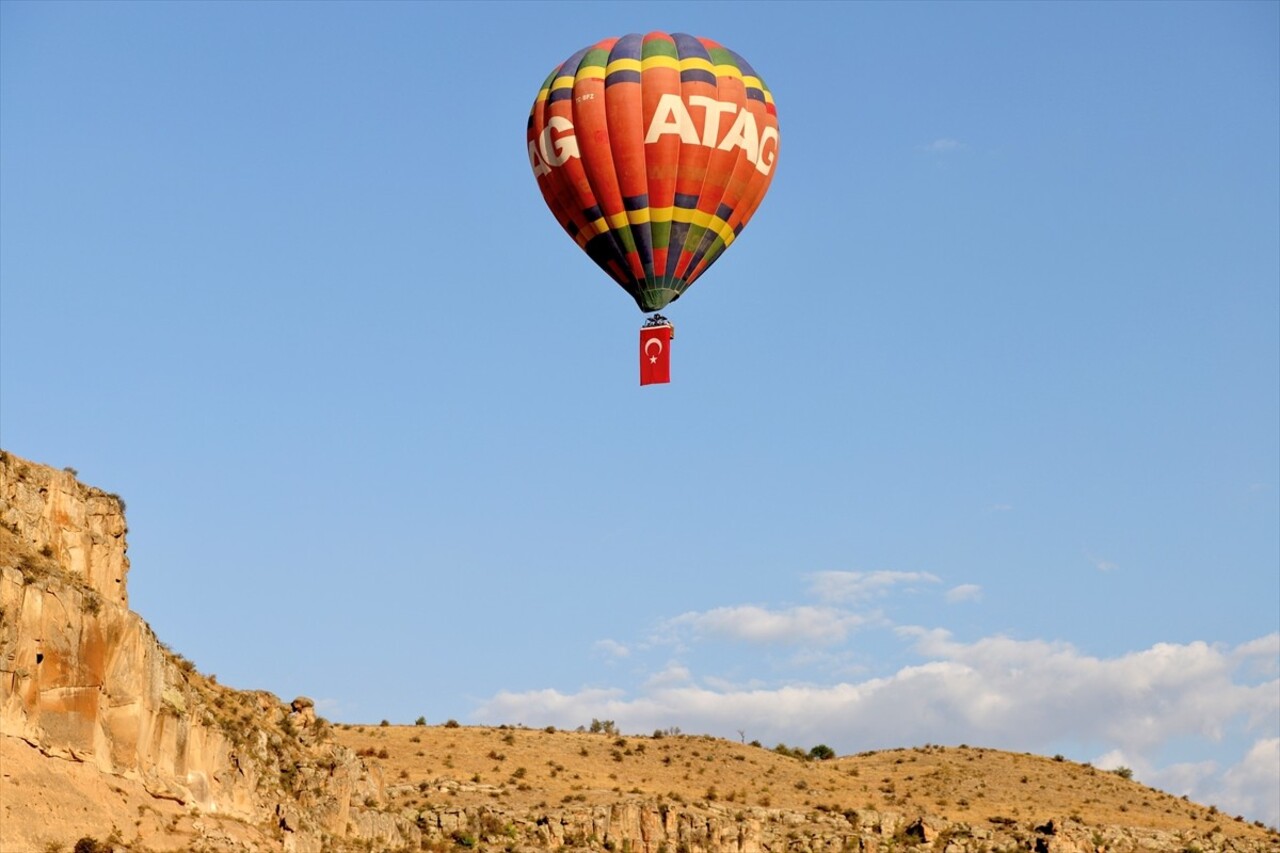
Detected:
[
  {"left": 0, "top": 451, "right": 414, "bottom": 852},
  {"left": 0, "top": 453, "right": 129, "bottom": 605}
]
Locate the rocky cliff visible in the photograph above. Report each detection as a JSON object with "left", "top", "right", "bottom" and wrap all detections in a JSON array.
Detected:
[{"left": 0, "top": 451, "right": 408, "bottom": 851}]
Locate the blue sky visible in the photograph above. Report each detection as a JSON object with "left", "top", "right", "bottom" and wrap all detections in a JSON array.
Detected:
[{"left": 2, "top": 0, "right": 1277, "bottom": 825}]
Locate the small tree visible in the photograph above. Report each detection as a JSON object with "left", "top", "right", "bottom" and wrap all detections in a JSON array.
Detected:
[
  {"left": 808, "top": 744, "right": 836, "bottom": 761},
  {"left": 415, "top": 716, "right": 426, "bottom": 726}
]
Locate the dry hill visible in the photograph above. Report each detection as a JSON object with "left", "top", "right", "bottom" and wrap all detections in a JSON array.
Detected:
[
  {"left": 1, "top": 451, "right": 1276, "bottom": 853},
  {"left": 329, "top": 722, "right": 1278, "bottom": 851}
]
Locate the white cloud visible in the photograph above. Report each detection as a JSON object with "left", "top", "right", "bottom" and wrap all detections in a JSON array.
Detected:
[
  {"left": 594, "top": 639, "right": 630, "bottom": 660},
  {"left": 1153, "top": 738, "right": 1280, "bottom": 826},
  {"left": 920, "top": 138, "right": 963, "bottom": 152},
  {"left": 946, "top": 584, "right": 982, "bottom": 603},
  {"left": 808, "top": 570, "right": 941, "bottom": 604},
  {"left": 472, "top": 632, "right": 1280, "bottom": 825},
  {"left": 645, "top": 663, "right": 693, "bottom": 689},
  {"left": 1093, "top": 748, "right": 1134, "bottom": 773},
  {"left": 1209, "top": 738, "right": 1280, "bottom": 825},
  {"left": 1234, "top": 633, "right": 1280, "bottom": 677},
  {"left": 1088, "top": 553, "right": 1119, "bottom": 572},
  {"left": 662, "top": 604, "right": 870, "bottom": 646}
]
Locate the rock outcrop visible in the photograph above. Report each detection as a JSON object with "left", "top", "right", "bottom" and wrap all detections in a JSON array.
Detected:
[{"left": 0, "top": 451, "right": 413, "bottom": 851}]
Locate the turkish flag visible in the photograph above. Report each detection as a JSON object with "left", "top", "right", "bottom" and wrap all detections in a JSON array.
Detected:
[{"left": 639, "top": 324, "right": 672, "bottom": 385}]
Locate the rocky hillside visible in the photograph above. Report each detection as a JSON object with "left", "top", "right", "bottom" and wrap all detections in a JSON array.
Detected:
[
  {"left": 333, "top": 723, "right": 1279, "bottom": 853},
  {"left": 1, "top": 451, "right": 1277, "bottom": 853}
]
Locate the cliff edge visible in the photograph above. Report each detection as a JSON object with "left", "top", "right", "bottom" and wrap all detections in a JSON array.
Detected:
[{"left": 0, "top": 451, "right": 408, "bottom": 851}]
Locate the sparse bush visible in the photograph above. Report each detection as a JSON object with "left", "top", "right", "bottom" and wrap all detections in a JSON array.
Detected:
[
  {"left": 773, "top": 743, "right": 807, "bottom": 760},
  {"left": 445, "top": 719, "right": 460, "bottom": 728},
  {"left": 416, "top": 716, "right": 427, "bottom": 726},
  {"left": 1112, "top": 766, "right": 1134, "bottom": 780},
  {"left": 380, "top": 719, "right": 390, "bottom": 727},
  {"left": 589, "top": 718, "right": 618, "bottom": 735}
]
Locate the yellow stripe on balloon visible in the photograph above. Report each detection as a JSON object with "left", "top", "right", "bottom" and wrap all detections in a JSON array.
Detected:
[
  {"left": 670, "top": 208, "right": 736, "bottom": 245},
  {"left": 679, "top": 57, "right": 715, "bottom": 74},
  {"left": 641, "top": 55, "right": 679, "bottom": 72},
  {"left": 714, "top": 64, "right": 743, "bottom": 82},
  {"left": 605, "top": 58, "right": 641, "bottom": 75}
]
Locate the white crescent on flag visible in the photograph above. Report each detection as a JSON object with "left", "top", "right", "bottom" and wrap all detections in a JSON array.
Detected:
[{"left": 644, "top": 337, "right": 664, "bottom": 357}]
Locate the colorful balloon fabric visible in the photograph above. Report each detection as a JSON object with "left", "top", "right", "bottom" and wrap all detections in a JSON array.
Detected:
[{"left": 527, "top": 32, "right": 779, "bottom": 313}]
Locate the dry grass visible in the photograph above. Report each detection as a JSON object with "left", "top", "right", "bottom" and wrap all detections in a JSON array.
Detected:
[{"left": 333, "top": 724, "right": 1278, "bottom": 843}]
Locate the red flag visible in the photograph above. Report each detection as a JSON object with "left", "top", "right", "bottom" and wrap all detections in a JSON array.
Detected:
[{"left": 640, "top": 324, "right": 672, "bottom": 385}]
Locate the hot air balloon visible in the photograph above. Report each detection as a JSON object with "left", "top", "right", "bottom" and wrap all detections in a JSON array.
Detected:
[{"left": 526, "top": 32, "right": 779, "bottom": 383}]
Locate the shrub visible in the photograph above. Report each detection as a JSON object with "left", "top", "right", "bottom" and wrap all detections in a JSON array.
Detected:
[
  {"left": 1112, "top": 766, "right": 1135, "bottom": 780},
  {"left": 773, "top": 743, "right": 807, "bottom": 760},
  {"left": 808, "top": 744, "right": 836, "bottom": 761},
  {"left": 589, "top": 718, "right": 618, "bottom": 735},
  {"left": 416, "top": 716, "right": 427, "bottom": 726},
  {"left": 445, "top": 719, "right": 460, "bottom": 728}
]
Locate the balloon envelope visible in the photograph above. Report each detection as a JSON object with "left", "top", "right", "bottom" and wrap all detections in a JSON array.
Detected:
[{"left": 527, "top": 32, "right": 779, "bottom": 313}]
